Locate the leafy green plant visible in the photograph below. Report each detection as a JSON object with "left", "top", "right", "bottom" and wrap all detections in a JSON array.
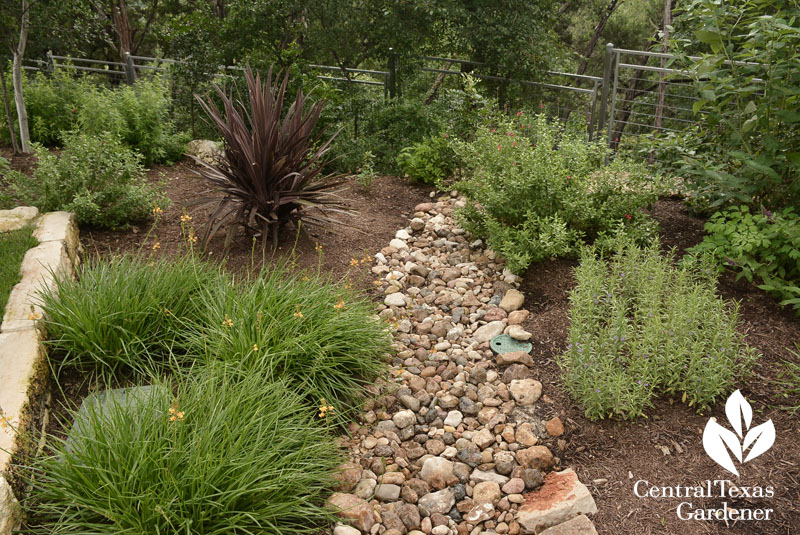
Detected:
[
  {"left": 356, "top": 150, "right": 377, "bottom": 191},
  {"left": 6, "top": 133, "right": 167, "bottom": 228},
  {"left": 451, "top": 113, "right": 663, "bottom": 272},
  {"left": 0, "top": 67, "right": 88, "bottom": 146},
  {"left": 184, "top": 262, "right": 390, "bottom": 421},
  {"left": 1, "top": 69, "right": 186, "bottom": 164},
  {"left": 78, "top": 76, "right": 189, "bottom": 165},
  {"left": 344, "top": 98, "right": 445, "bottom": 174},
  {"left": 40, "top": 254, "right": 226, "bottom": 379},
  {"left": 775, "top": 345, "right": 800, "bottom": 414},
  {"left": 0, "top": 226, "right": 38, "bottom": 312},
  {"left": 192, "top": 67, "right": 349, "bottom": 250},
  {"left": 560, "top": 238, "right": 758, "bottom": 420},
  {"left": 686, "top": 205, "right": 800, "bottom": 314},
  {"left": 673, "top": 0, "right": 800, "bottom": 211},
  {"left": 397, "top": 135, "right": 456, "bottom": 185},
  {"left": 27, "top": 366, "right": 342, "bottom": 535},
  {"left": 41, "top": 254, "right": 390, "bottom": 416}
]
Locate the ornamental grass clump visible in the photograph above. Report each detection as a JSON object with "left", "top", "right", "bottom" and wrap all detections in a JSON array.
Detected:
[
  {"left": 191, "top": 67, "right": 349, "bottom": 250},
  {"left": 560, "top": 238, "right": 758, "bottom": 420},
  {"left": 40, "top": 254, "right": 227, "bottom": 379},
  {"left": 27, "top": 366, "right": 341, "bottom": 535},
  {"left": 186, "top": 262, "right": 390, "bottom": 422}
]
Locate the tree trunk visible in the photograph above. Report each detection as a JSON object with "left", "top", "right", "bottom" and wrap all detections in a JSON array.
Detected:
[
  {"left": 1, "top": 71, "right": 20, "bottom": 154},
  {"left": 12, "top": 0, "right": 30, "bottom": 153},
  {"left": 653, "top": 0, "right": 672, "bottom": 131},
  {"left": 210, "top": 0, "right": 225, "bottom": 19},
  {"left": 424, "top": 61, "right": 452, "bottom": 105},
  {"left": 111, "top": 0, "right": 134, "bottom": 62},
  {"left": 576, "top": 0, "right": 620, "bottom": 77}
]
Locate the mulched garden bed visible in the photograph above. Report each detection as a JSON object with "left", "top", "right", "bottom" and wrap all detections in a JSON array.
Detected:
[
  {"left": 4, "top": 150, "right": 799, "bottom": 534},
  {"left": 520, "top": 199, "right": 800, "bottom": 535}
]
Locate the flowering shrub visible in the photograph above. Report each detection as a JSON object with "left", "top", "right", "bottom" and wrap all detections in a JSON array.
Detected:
[
  {"left": 560, "top": 238, "right": 758, "bottom": 420},
  {"left": 450, "top": 113, "right": 663, "bottom": 272}
]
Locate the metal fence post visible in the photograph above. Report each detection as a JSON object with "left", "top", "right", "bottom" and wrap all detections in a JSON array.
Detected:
[
  {"left": 606, "top": 48, "right": 620, "bottom": 151},
  {"left": 124, "top": 52, "right": 137, "bottom": 85},
  {"left": 45, "top": 50, "right": 55, "bottom": 75},
  {"left": 597, "top": 43, "right": 614, "bottom": 140},
  {"left": 387, "top": 48, "right": 396, "bottom": 99}
]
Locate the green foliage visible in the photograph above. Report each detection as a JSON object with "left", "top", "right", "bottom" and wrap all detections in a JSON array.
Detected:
[
  {"left": 775, "top": 345, "right": 800, "bottom": 414},
  {"left": 1, "top": 70, "right": 186, "bottom": 165},
  {"left": 355, "top": 150, "right": 377, "bottom": 191},
  {"left": 560, "top": 239, "right": 759, "bottom": 420},
  {"left": 686, "top": 205, "right": 800, "bottom": 314},
  {"left": 0, "top": 68, "right": 87, "bottom": 146},
  {"left": 673, "top": 0, "right": 800, "bottom": 210},
  {"left": 41, "top": 254, "right": 389, "bottom": 418},
  {"left": 348, "top": 98, "right": 445, "bottom": 173},
  {"left": 192, "top": 67, "right": 347, "bottom": 250},
  {"left": 77, "top": 76, "right": 189, "bottom": 165},
  {"left": 451, "top": 113, "right": 663, "bottom": 272},
  {"left": 397, "top": 135, "right": 456, "bottom": 185},
  {"left": 6, "top": 133, "right": 167, "bottom": 228},
  {"left": 0, "top": 226, "right": 37, "bottom": 312},
  {"left": 40, "top": 255, "right": 226, "bottom": 379},
  {"left": 28, "top": 367, "right": 341, "bottom": 535},
  {"left": 183, "top": 263, "right": 390, "bottom": 421}
]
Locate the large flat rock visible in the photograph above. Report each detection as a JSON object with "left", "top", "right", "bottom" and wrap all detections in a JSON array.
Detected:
[
  {"left": 0, "top": 329, "right": 44, "bottom": 471},
  {"left": 0, "top": 207, "right": 38, "bottom": 233},
  {"left": 517, "top": 468, "right": 597, "bottom": 533}
]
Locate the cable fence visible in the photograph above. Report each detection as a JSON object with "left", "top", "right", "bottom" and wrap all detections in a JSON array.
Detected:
[{"left": 19, "top": 44, "right": 763, "bottom": 150}]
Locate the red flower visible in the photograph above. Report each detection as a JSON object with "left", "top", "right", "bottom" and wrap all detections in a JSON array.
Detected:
[
  {"left": 517, "top": 110, "right": 523, "bottom": 116},
  {"left": 625, "top": 214, "right": 632, "bottom": 220},
  {"left": 566, "top": 175, "right": 570, "bottom": 180},
  {"left": 72, "top": 108, "right": 77, "bottom": 114},
  {"left": 497, "top": 144, "right": 501, "bottom": 150}
]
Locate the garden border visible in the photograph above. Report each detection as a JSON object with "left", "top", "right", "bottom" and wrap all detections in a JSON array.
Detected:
[{"left": 0, "top": 208, "right": 80, "bottom": 534}]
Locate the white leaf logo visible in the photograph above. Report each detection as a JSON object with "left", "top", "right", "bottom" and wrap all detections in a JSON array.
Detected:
[{"left": 702, "top": 390, "right": 775, "bottom": 476}]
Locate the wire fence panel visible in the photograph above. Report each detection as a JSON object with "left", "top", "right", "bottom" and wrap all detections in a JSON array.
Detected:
[{"left": 25, "top": 46, "right": 762, "bottom": 150}]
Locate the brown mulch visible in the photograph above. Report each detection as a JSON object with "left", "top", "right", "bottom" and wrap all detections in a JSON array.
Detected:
[
  {"left": 79, "top": 161, "right": 433, "bottom": 287},
  {"left": 4, "top": 148, "right": 799, "bottom": 533},
  {"left": 520, "top": 198, "right": 800, "bottom": 535}
]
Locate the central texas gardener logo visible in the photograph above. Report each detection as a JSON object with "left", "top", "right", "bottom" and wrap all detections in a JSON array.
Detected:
[{"left": 702, "top": 390, "right": 775, "bottom": 476}]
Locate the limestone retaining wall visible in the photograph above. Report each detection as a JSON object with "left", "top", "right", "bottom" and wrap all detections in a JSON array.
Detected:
[{"left": 0, "top": 208, "right": 80, "bottom": 533}]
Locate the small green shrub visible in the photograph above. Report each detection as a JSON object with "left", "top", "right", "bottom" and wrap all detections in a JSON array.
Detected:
[
  {"left": 451, "top": 114, "right": 663, "bottom": 272},
  {"left": 0, "top": 226, "right": 38, "bottom": 311},
  {"left": 185, "top": 263, "right": 390, "bottom": 420},
  {"left": 776, "top": 345, "right": 800, "bottom": 414},
  {"left": 345, "top": 98, "right": 445, "bottom": 173},
  {"left": 560, "top": 239, "right": 758, "bottom": 420},
  {"left": 1, "top": 70, "right": 186, "bottom": 164},
  {"left": 397, "top": 135, "right": 456, "bottom": 185},
  {"left": 686, "top": 205, "right": 800, "bottom": 314},
  {"left": 1, "top": 68, "right": 88, "bottom": 146},
  {"left": 6, "top": 132, "right": 167, "bottom": 228},
  {"left": 40, "top": 255, "right": 226, "bottom": 379},
  {"left": 28, "top": 367, "right": 341, "bottom": 535},
  {"left": 78, "top": 76, "right": 188, "bottom": 165},
  {"left": 356, "top": 150, "right": 377, "bottom": 191}
]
